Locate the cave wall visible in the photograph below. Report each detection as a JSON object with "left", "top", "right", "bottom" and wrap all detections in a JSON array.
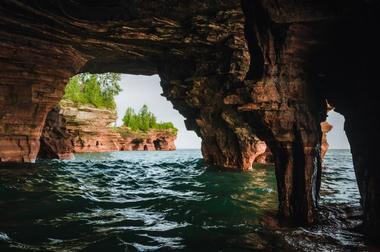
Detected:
[
  {"left": 308, "top": 1, "right": 380, "bottom": 239},
  {"left": 0, "top": 0, "right": 265, "bottom": 170},
  {"left": 234, "top": 1, "right": 334, "bottom": 224},
  {"left": 38, "top": 105, "right": 74, "bottom": 160},
  {"left": 241, "top": 0, "right": 380, "bottom": 238},
  {"left": 0, "top": 0, "right": 379, "bottom": 239}
]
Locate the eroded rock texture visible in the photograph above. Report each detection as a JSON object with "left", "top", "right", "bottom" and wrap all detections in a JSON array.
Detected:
[
  {"left": 38, "top": 106, "right": 74, "bottom": 160},
  {"left": 38, "top": 100, "right": 176, "bottom": 156},
  {"left": 117, "top": 130, "right": 176, "bottom": 151},
  {"left": 0, "top": 0, "right": 379, "bottom": 239},
  {"left": 321, "top": 121, "right": 332, "bottom": 161},
  {"left": 240, "top": 0, "right": 380, "bottom": 238},
  {"left": 0, "top": 0, "right": 261, "bottom": 170},
  {"left": 59, "top": 100, "right": 121, "bottom": 153}
]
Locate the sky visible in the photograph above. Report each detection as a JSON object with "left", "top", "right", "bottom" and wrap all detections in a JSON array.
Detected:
[
  {"left": 114, "top": 74, "right": 202, "bottom": 149},
  {"left": 115, "top": 74, "right": 350, "bottom": 150},
  {"left": 326, "top": 110, "right": 350, "bottom": 149}
]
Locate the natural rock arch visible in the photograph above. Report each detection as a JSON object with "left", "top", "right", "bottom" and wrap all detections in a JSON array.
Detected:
[
  {"left": 0, "top": 0, "right": 260, "bottom": 171},
  {"left": 1, "top": 0, "right": 379, "bottom": 240}
]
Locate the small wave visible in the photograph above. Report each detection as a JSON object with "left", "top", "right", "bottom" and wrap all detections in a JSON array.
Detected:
[
  {"left": 0, "top": 232, "right": 10, "bottom": 241},
  {"left": 0, "top": 149, "right": 366, "bottom": 251}
]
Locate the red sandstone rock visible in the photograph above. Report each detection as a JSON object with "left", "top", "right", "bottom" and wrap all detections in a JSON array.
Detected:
[
  {"left": 38, "top": 106, "right": 74, "bottom": 160},
  {"left": 321, "top": 121, "right": 333, "bottom": 161},
  {"left": 1, "top": 0, "right": 380, "bottom": 238},
  {"left": 117, "top": 129, "right": 176, "bottom": 151},
  {"left": 39, "top": 100, "right": 177, "bottom": 156},
  {"left": 60, "top": 100, "right": 121, "bottom": 153}
]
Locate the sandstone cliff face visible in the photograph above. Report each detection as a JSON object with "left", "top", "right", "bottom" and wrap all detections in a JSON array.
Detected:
[
  {"left": 321, "top": 121, "right": 333, "bottom": 161},
  {"left": 38, "top": 100, "right": 177, "bottom": 158},
  {"left": 38, "top": 106, "right": 74, "bottom": 160},
  {"left": 60, "top": 100, "right": 121, "bottom": 153},
  {"left": 0, "top": 0, "right": 257, "bottom": 170},
  {"left": 116, "top": 129, "right": 176, "bottom": 151},
  {"left": 1, "top": 0, "right": 379, "bottom": 239}
]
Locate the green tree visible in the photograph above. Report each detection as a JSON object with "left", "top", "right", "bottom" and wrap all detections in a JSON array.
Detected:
[
  {"left": 63, "top": 73, "right": 122, "bottom": 109},
  {"left": 138, "top": 104, "right": 150, "bottom": 131},
  {"left": 121, "top": 104, "right": 177, "bottom": 133},
  {"left": 123, "top": 107, "right": 135, "bottom": 125},
  {"left": 149, "top": 112, "right": 157, "bottom": 128}
]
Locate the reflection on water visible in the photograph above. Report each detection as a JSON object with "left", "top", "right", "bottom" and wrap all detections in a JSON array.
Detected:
[{"left": 0, "top": 149, "right": 369, "bottom": 251}]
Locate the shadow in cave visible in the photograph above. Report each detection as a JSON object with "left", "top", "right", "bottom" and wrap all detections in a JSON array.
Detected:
[
  {"left": 248, "top": 111, "right": 368, "bottom": 251},
  {"left": 302, "top": 110, "right": 365, "bottom": 250},
  {"left": 320, "top": 110, "right": 360, "bottom": 206}
]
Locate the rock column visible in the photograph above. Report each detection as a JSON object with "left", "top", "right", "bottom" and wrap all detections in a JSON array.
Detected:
[{"left": 241, "top": 1, "right": 326, "bottom": 223}]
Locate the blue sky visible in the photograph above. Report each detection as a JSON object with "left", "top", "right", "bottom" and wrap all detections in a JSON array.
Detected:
[{"left": 115, "top": 74, "right": 350, "bottom": 149}]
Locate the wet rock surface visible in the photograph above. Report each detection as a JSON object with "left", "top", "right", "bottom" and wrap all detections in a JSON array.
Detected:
[{"left": 0, "top": 0, "right": 379, "bottom": 241}]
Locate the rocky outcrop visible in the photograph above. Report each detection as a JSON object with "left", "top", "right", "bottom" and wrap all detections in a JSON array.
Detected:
[
  {"left": 1, "top": 0, "right": 379, "bottom": 240},
  {"left": 59, "top": 100, "right": 121, "bottom": 153},
  {"left": 38, "top": 100, "right": 176, "bottom": 158},
  {"left": 321, "top": 121, "right": 333, "bottom": 161},
  {"left": 38, "top": 106, "right": 74, "bottom": 160},
  {"left": 116, "top": 128, "right": 176, "bottom": 151}
]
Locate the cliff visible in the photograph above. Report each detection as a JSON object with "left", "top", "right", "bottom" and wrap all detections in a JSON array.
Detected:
[
  {"left": 1, "top": 0, "right": 380, "bottom": 239},
  {"left": 114, "top": 127, "right": 176, "bottom": 151},
  {"left": 38, "top": 106, "right": 74, "bottom": 160},
  {"left": 59, "top": 100, "right": 121, "bottom": 153},
  {"left": 38, "top": 100, "right": 176, "bottom": 159},
  {"left": 321, "top": 121, "right": 333, "bottom": 161}
]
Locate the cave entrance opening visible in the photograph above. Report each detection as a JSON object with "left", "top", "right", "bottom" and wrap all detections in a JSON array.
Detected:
[
  {"left": 321, "top": 110, "right": 360, "bottom": 207},
  {"left": 38, "top": 73, "right": 202, "bottom": 159},
  {"left": 114, "top": 74, "right": 201, "bottom": 150}
]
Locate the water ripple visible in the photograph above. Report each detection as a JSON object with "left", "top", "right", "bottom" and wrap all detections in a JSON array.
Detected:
[{"left": 0, "top": 149, "right": 366, "bottom": 251}]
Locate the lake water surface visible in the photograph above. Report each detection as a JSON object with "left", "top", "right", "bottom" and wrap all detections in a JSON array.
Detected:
[{"left": 0, "top": 149, "right": 367, "bottom": 251}]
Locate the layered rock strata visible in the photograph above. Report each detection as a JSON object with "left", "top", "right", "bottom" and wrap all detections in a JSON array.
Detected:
[
  {"left": 116, "top": 129, "right": 176, "bottom": 151},
  {"left": 59, "top": 100, "right": 121, "bottom": 153},
  {"left": 0, "top": 0, "right": 378, "bottom": 239},
  {"left": 38, "top": 106, "right": 74, "bottom": 160},
  {"left": 38, "top": 101, "right": 176, "bottom": 158}
]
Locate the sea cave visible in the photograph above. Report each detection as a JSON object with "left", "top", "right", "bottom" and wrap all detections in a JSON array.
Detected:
[{"left": 0, "top": 0, "right": 379, "bottom": 251}]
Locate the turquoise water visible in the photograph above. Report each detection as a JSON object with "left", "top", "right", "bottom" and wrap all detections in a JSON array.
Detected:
[{"left": 0, "top": 149, "right": 364, "bottom": 251}]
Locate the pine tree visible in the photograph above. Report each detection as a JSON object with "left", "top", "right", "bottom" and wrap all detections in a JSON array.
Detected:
[{"left": 121, "top": 104, "right": 177, "bottom": 133}]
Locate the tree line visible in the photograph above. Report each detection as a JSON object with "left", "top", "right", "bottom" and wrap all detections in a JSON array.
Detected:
[
  {"left": 63, "top": 73, "right": 177, "bottom": 133},
  {"left": 122, "top": 104, "right": 177, "bottom": 132},
  {"left": 63, "top": 73, "right": 122, "bottom": 109}
]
